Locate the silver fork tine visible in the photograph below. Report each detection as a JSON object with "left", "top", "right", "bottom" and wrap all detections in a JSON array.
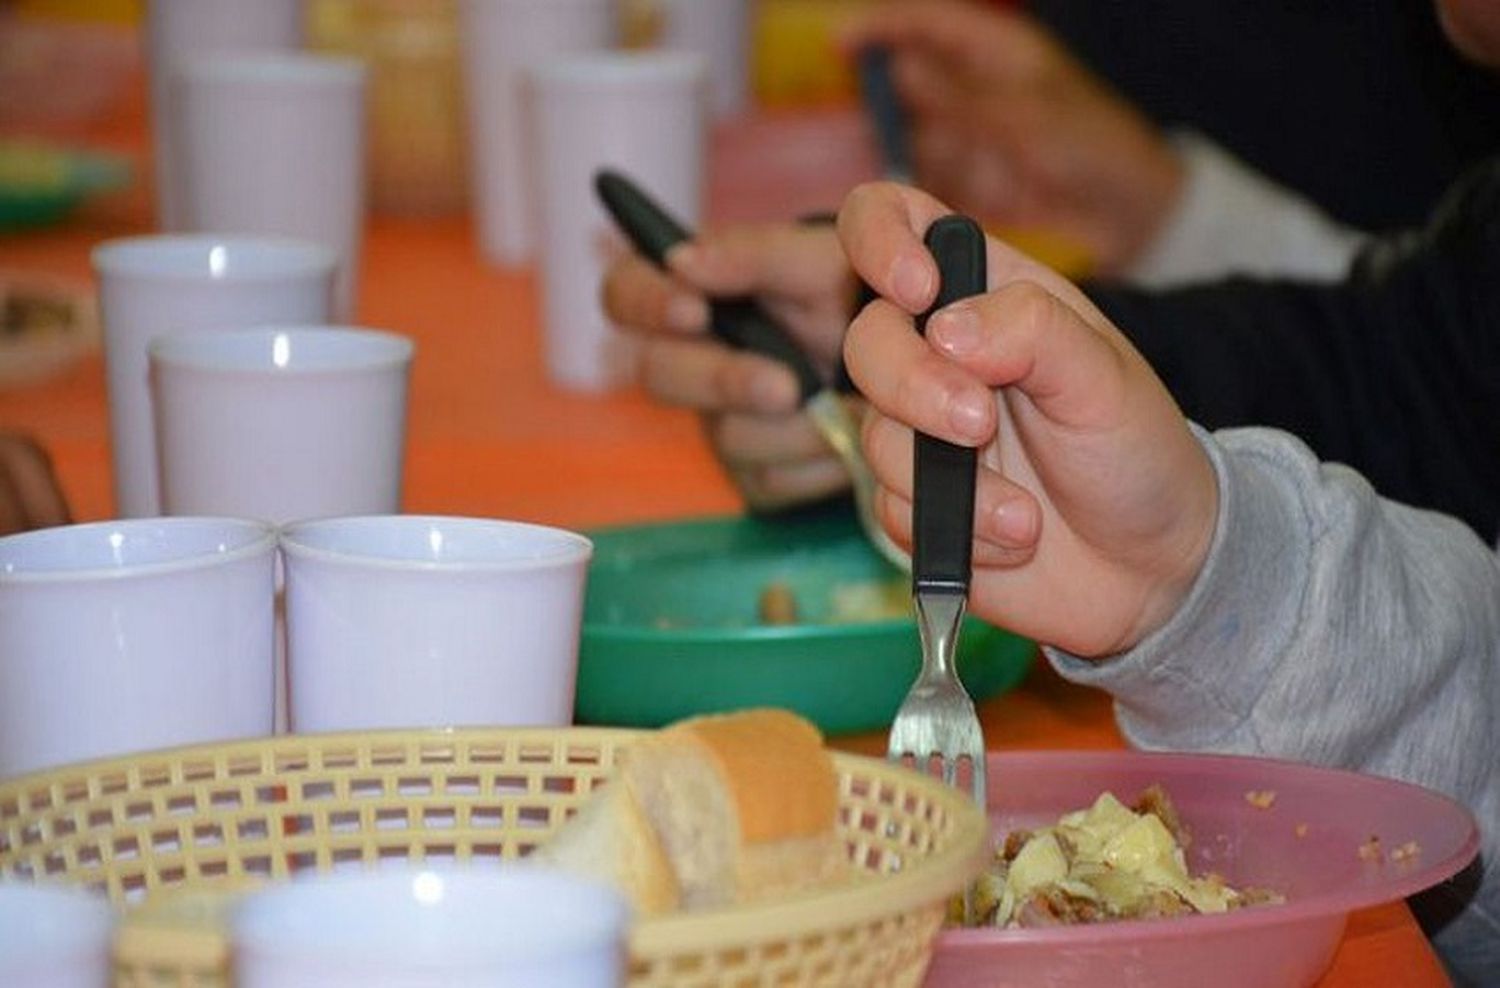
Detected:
[{"left": 888, "top": 589, "right": 987, "bottom": 802}]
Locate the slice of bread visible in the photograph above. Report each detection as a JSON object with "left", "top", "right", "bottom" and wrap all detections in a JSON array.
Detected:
[
  {"left": 537, "top": 709, "right": 847, "bottom": 916},
  {"left": 535, "top": 771, "right": 682, "bottom": 916}
]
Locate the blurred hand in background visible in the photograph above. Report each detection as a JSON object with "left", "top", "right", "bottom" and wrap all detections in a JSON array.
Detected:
[
  {"left": 0, "top": 431, "right": 69, "bottom": 535},
  {"left": 844, "top": 0, "right": 1184, "bottom": 276},
  {"left": 601, "top": 223, "right": 861, "bottom": 511}
]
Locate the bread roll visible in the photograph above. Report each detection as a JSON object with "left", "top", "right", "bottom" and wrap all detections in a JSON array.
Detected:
[{"left": 537, "top": 709, "right": 846, "bottom": 915}]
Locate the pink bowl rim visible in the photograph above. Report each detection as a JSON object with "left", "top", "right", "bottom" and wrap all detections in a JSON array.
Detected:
[{"left": 936, "top": 748, "right": 1482, "bottom": 949}]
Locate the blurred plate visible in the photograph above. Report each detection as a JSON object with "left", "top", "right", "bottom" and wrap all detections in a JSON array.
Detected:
[
  {"left": 0, "top": 141, "right": 131, "bottom": 230},
  {"left": 929, "top": 750, "right": 1481, "bottom": 988},
  {"left": 576, "top": 506, "right": 1034, "bottom": 735},
  {"left": 0, "top": 271, "right": 99, "bottom": 389}
]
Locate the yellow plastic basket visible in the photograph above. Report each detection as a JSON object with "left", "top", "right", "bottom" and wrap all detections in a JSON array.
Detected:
[{"left": 0, "top": 727, "right": 990, "bottom": 987}]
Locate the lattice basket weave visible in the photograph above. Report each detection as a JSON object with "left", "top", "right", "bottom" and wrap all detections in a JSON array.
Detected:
[{"left": 0, "top": 727, "right": 990, "bottom": 987}]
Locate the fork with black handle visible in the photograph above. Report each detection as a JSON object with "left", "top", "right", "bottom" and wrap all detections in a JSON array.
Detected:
[
  {"left": 594, "top": 168, "right": 909, "bottom": 572},
  {"left": 887, "top": 214, "right": 988, "bottom": 821}
]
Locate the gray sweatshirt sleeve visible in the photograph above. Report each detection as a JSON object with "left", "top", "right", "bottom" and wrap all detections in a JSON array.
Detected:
[{"left": 1047, "top": 426, "right": 1500, "bottom": 984}]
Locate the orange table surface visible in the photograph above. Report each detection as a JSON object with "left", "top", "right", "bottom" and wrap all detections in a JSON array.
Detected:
[{"left": 0, "top": 103, "right": 1450, "bottom": 988}]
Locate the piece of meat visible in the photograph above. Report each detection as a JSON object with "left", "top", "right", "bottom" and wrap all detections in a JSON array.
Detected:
[
  {"left": 1001, "top": 828, "right": 1033, "bottom": 862},
  {"left": 1133, "top": 784, "right": 1189, "bottom": 848},
  {"left": 1015, "top": 886, "right": 1103, "bottom": 927},
  {"left": 1121, "top": 888, "right": 1195, "bottom": 920}
]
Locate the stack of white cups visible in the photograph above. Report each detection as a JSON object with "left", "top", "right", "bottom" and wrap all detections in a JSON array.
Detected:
[
  {"left": 172, "top": 53, "right": 369, "bottom": 321},
  {"left": 459, "top": 0, "right": 724, "bottom": 393},
  {"left": 459, "top": 0, "right": 618, "bottom": 267},
  {"left": 144, "top": 0, "right": 305, "bottom": 232},
  {"left": 148, "top": 0, "right": 369, "bottom": 320},
  {"left": 533, "top": 50, "right": 708, "bottom": 392},
  {"left": 0, "top": 232, "right": 594, "bottom": 781}
]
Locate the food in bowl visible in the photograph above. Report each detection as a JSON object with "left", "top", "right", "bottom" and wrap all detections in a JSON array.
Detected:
[
  {"left": 828, "top": 577, "right": 910, "bottom": 622},
  {"left": 965, "top": 785, "right": 1282, "bottom": 928},
  {"left": 757, "top": 580, "right": 799, "bottom": 625},
  {"left": 755, "top": 577, "right": 911, "bottom": 626},
  {"left": 0, "top": 273, "right": 98, "bottom": 387}
]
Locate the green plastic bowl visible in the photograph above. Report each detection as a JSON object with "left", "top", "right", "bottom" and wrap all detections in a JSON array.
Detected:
[{"left": 576, "top": 506, "right": 1034, "bottom": 735}]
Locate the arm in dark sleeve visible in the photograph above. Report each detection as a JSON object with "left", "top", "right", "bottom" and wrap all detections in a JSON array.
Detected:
[{"left": 1081, "top": 162, "right": 1500, "bottom": 542}]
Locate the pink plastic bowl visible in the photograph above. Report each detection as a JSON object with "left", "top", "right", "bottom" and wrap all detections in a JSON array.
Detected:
[{"left": 926, "top": 750, "right": 1480, "bottom": 988}]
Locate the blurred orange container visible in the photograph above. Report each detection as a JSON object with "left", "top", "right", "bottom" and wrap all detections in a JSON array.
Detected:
[
  {"left": 753, "top": 0, "right": 872, "bottom": 108},
  {"left": 308, "top": 0, "right": 468, "bottom": 216}
]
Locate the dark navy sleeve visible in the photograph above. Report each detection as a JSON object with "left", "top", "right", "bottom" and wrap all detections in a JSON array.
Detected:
[{"left": 1084, "top": 160, "right": 1500, "bottom": 542}]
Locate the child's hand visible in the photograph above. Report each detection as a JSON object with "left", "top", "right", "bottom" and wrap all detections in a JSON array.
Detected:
[
  {"left": 838, "top": 182, "right": 1217, "bottom": 656},
  {"left": 0, "top": 432, "right": 70, "bottom": 536},
  {"left": 843, "top": 0, "right": 1182, "bottom": 275},
  {"left": 600, "top": 223, "right": 860, "bottom": 510}
]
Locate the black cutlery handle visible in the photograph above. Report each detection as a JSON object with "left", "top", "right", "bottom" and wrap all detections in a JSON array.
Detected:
[
  {"left": 594, "top": 168, "right": 824, "bottom": 403},
  {"left": 857, "top": 46, "right": 914, "bottom": 182},
  {"left": 913, "top": 215, "right": 986, "bottom": 595}
]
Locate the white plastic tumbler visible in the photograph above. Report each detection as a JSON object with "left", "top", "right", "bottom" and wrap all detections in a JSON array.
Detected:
[
  {"left": 280, "top": 515, "right": 592, "bottom": 733},
  {"left": 93, "top": 235, "right": 336, "bottom": 519},
  {"left": 175, "top": 52, "right": 368, "bottom": 319},
  {"left": 145, "top": 0, "right": 304, "bottom": 231},
  {"left": 150, "top": 326, "right": 413, "bottom": 525},
  {"left": 659, "top": 0, "right": 751, "bottom": 119},
  {"left": 459, "top": 0, "right": 616, "bottom": 266},
  {"left": 0, "top": 883, "right": 116, "bottom": 988},
  {"left": 234, "top": 865, "right": 628, "bottom": 988},
  {"left": 533, "top": 51, "right": 707, "bottom": 391},
  {"left": 0, "top": 517, "right": 277, "bottom": 779}
]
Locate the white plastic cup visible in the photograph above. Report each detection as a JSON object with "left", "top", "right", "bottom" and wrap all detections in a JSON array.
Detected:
[
  {"left": 93, "top": 235, "right": 336, "bottom": 519},
  {"left": 175, "top": 53, "right": 368, "bottom": 320},
  {"left": 149, "top": 327, "right": 413, "bottom": 525},
  {"left": 0, "top": 883, "right": 116, "bottom": 988},
  {"left": 233, "top": 865, "right": 628, "bottom": 988},
  {"left": 460, "top": 0, "right": 616, "bottom": 267},
  {"left": 150, "top": 326, "right": 413, "bottom": 737},
  {"left": 533, "top": 52, "right": 707, "bottom": 392},
  {"left": 145, "top": 0, "right": 304, "bottom": 232},
  {"left": 659, "top": 0, "right": 751, "bottom": 119},
  {"left": 0, "top": 517, "right": 277, "bottom": 779},
  {"left": 280, "top": 515, "right": 593, "bottom": 733}
]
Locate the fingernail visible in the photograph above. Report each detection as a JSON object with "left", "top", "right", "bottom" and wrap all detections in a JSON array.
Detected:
[
  {"left": 749, "top": 369, "right": 797, "bottom": 411},
  {"left": 666, "top": 295, "right": 708, "bottom": 332},
  {"left": 947, "top": 390, "right": 990, "bottom": 440},
  {"left": 990, "top": 498, "right": 1038, "bottom": 547},
  {"left": 892, "top": 253, "right": 933, "bottom": 309},
  {"left": 666, "top": 243, "right": 701, "bottom": 271},
  {"left": 930, "top": 304, "right": 981, "bottom": 355}
]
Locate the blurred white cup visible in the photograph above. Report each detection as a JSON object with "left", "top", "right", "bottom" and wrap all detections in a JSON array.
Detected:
[
  {"left": 0, "top": 883, "right": 116, "bottom": 988},
  {"left": 145, "top": 0, "right": 304, "bottom": 232},
  {"left": 150, "top": 325, "right": 412, "bottom": 736},
  {"left": 150, "top": 327, "right": 413, "bottom": 524},
  {"left": 0, "top": 517, "right": 277, "bottom": 779},
  {"left": 93, "top": 235, "right": 336, "bottom": 519},
  {"left": 534, "top": 52, "right": 706, "bottom": 392},
  {"left": 175, "top": 53, "right": 368, "bottom": 320},
  {"left": 280, "top": 515, "right": 593, "bottom": 733},
  {"left": 234, "top": 865, "right": 628, "bottom": 988},
  {"left": 459, "top": 0, "right": 616, "bottom": 267},
  {"left": 658, "top": 0, "right": 751, "bottom": 119}
]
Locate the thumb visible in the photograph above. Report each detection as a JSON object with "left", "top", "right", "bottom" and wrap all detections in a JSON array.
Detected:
[
  {"left": 665, "top": 223, "right": 843, "bottom": 300},
  {"left": 837, "top": 181, "right": 1112, "bottom": 324},
  {"left": 925, "top": 280, "right": 1142, "bottom": 433}
]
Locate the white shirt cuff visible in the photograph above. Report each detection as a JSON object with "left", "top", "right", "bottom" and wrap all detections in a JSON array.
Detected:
[{"left": 1125, "top": 131, "right": 1367, "bottom": 289}]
